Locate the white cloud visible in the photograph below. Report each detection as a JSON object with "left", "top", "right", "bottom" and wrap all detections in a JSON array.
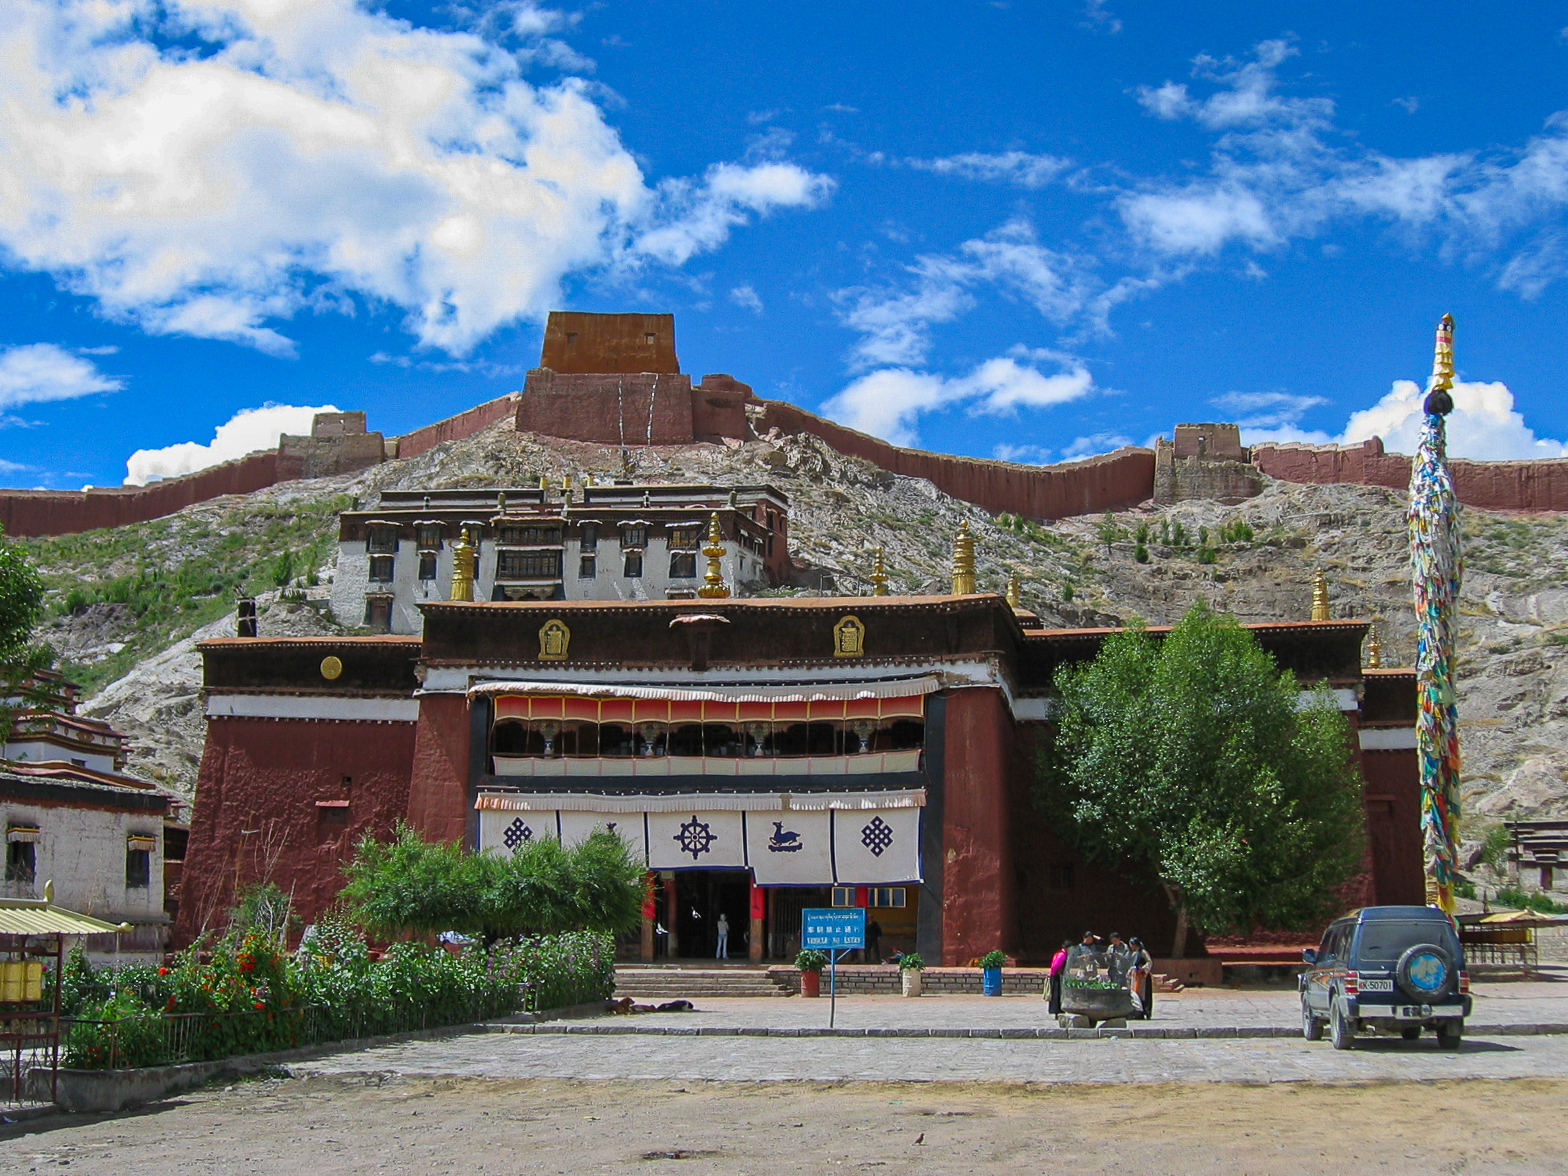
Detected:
[
  {"left": 125, "top": 402, "right": 339, "bottom": 484},
  {"left": 1061, "top": 432, "right": 1134, "bottom": 460},
  {"left": 729, "top": 284, "right": 763, "bottom": 313},
  {"left": 1237, "top": 379, "right": 1568, "bottom": 461},
  {"left": 992, "top": 443, "right": 1053, "bottom": 464},
  {"left": 1120, "top": 37, "right": 1568, "bottom": 296},
  {"left": 820, "top": 352, "right": 1097, "bottom": 447},
  {"left": 835, "top": 219, "right": 1122, "bottom": 369},
  {"left": 1081, "top": 0, "right": 1121, "bottom": 34},
  {"left": 1211, "top": 390, "right": 1328, "bottom": 430},
  {"left": 0, "top": 344, "right": 122, "bottom": 409},
  {"left": 905, "top": 151, "right": 1070, "bottom": 189},
  {"left": 0, "top": 0, "right": 832, "bottom": 356}
]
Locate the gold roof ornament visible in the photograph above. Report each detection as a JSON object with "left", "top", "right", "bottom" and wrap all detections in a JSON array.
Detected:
[
  {"left": 450, "top": 528, "right": 477, "bottom": 603},
  {"left": 1431, "top": 313, "right": 1455, "bottom": 393},
  {"left": 951, "top": 522, "right": 977, "bottom": 595},
  {"left": 1005, "top": 573, "right": 1021, "bottom": 610},
  {"left": 698, "top": 513, "right": 730, "bottom": 599},
  {"left": 1366, "top": 619, "right": 1384, "bottom": 669},
  {"left": 1310, "top": 568, "right": 1330, "bottom": 622},
  {"left": 871, "top": 547, "right": 889, "bottom": 596}
]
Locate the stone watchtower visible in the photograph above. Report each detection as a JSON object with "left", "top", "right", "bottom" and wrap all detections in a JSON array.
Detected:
[
  {"left": 1153, "top": 422, "right": 1264, "bottom": 504},
  {"left": 515, "top": 311, "right": 758, "bottom": 446}
]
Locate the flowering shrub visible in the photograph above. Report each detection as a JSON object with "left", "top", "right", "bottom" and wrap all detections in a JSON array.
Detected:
[{"left": 62, "top": 920, "right": 615, "bottom": 1070}]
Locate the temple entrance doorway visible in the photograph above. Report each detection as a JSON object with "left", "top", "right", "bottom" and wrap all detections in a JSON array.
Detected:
[{"left": 671, "top": 870, "right": 751, "bottom": 961}]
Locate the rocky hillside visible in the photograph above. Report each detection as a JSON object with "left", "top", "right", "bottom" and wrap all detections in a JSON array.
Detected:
[{"left": 22, "top": 422, "right": 1568, "bottom": 832}]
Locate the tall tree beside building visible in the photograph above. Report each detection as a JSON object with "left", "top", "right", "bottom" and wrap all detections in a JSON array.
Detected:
[
  {"left": 1038, "top": 602, "right": 1366, "bottom": 957},
  {"left": 0, "top": 526, "right": 54, "bottom": 727}
]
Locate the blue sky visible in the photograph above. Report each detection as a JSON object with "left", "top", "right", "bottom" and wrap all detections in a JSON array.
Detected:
[{"left": 4, "top": 1, "right": 1568, "bottom": 488}]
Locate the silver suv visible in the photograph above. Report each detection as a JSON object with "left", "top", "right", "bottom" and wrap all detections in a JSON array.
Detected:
[{"left": 1300, "top": 905, "right": 1471, "bottom": 1050}]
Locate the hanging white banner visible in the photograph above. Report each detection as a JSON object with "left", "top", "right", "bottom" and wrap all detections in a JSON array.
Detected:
[
  {"left": 478, "top": 809, "right": 556, "bottom": 855},
  {"left": 833, "top": 807, "right": 921, "bottom": 884},
  {"left": 557, "top": 810, "right": 646, "bottom": 861},
  {"left": 646, "top": 811, "right": 747, "bottom": 870},
  {"left": 746, "top": 811, "right": 834, "bottom": 886}
]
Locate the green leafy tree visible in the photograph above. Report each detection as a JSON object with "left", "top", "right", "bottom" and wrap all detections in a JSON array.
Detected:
[
  {"left": 342, "top": 822, "right": 644, "bottom": 942},
  {"left": 1097, "top": 510, "right": 1124, "bottom": 558},
  {"left": 1038, "top": 602, "right": 1366, "bottom": 956},
  {"left": 0, "top": 527, "right": 55, "bottom": 736}
]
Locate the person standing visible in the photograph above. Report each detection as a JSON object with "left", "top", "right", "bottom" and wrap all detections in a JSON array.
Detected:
[
  {"left": 865, "top": 917, "right": 883, "bottom": 963},
  {"left": 715, "top": 912, "right": 730, "bottom": 960},
  {"left": 1047, "top": 940, "right": 1071, "bottom": 1014},
  {"left": 1128, "top": 936, "right": 1154, "bottom": 1019}
]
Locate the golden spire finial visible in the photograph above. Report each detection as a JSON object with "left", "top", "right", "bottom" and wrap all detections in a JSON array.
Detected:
[
  {"left": 450, "top": 527, "right": 476, "bottom": 603},
  {"left": 1366, "top": 619, "right": 1383, "bottom": 669},
  {"left": 1430, "top": 313, "right": 1455, "bottom": 393},
  {"left": 871, "top": 546, "right": 889, "bottom": 596},
  {"left": 1005, "top": 573, "right": 1021, "bottom": 610},
  {"left": 1310, "top": 568, "right": 1330, "bottom": 622},
  {"left": 698, "top": 512, "right": 730, "bottom": 599},
  {"left": 952, "top": 522, "right": 977, "bottom": 595}
]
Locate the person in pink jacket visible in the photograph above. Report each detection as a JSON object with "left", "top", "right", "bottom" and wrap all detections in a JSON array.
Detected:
[{"left": 1046, "top": 940, "right": 1071, "bottom": 1014}]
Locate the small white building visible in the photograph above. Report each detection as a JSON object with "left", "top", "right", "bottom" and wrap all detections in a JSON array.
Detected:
[{"left": 331, "top": 483, "right": 791, "bottom": 635}]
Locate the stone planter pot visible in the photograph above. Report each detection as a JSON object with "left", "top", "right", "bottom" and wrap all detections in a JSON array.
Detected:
[
  {"left": 1061, "top": 984, "right": 1135, "bottom": 1023},
  {"left": 900, "top": 969, "right": 923, "bottom": 997},
  {"left": 801, "top": 970, "right": 822, "bottom": 998},
  {"left": 982, "top": 966, "right": 1003, "bottom": 996}
]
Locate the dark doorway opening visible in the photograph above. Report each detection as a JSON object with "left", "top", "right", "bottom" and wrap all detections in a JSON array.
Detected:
[{"left": 673, "top": 870, "right": 751, "bottom": 960}]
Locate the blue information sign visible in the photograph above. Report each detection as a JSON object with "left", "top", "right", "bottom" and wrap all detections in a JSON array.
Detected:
[{"left": 802, "top": 908, "right": 865, "bottom": 950}]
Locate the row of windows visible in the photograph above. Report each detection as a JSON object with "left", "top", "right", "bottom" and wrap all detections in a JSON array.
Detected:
[
  {"left": 369, "top": 551, "right": 703, "bottom": 584},
  {"left": 831, "top": 887, "right": 907, "bottom": 909},
  {"left": 5, "top": 841, "right": 151, "bottom": 888},
  {"left": 492, "top": 719, "right": 924, "bottom": 759},
  {"left": 367, "top": 522, "right": 714, "bottom": 555}
]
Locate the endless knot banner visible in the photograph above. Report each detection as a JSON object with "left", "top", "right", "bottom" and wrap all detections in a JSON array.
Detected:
[
  {"left": 833, "top": 807, "right": 920, "bottom": 884},
  {"left": 503, "top": 817, "right": 533, "bottom": 850}
]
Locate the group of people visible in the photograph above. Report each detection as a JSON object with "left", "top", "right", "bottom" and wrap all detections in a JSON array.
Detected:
[{"left": 1045, "top": 930, "right": 1155, "bottom": 1019}]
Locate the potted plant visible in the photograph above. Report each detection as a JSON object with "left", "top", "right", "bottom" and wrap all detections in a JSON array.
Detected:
[
  {"left": 795, "top": 949, "right": 828, "bottom": 997},
  {"left": 898, "top": 952, "right": 925, "bottom": 997},
  {"left": 980, "top": 950, "right": 1006, "bottom": 996}
]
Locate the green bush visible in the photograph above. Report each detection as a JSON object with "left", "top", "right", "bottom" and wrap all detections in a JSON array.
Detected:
[
  {"left": 980, "top": 950, "right": 1006, "bottom": 969},
  {"left": 795, "top": 949, "right": 828, "bottom": 972},
  {"left": 1494, "top": 887, "right": 1566, "bottom": 914},
  {"left": 897, "top": 952, "right": 925, "bottom": 971},
  {"left": 60, "top": 921, "right": 614, "bottom": 1069}
]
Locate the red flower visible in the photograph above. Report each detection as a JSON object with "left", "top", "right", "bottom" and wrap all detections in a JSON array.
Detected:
[
  {"left": 158, "top": 967, "right": 170, "bottom": 976},
  {"left": 254, "top": 1001, "right": 265, "bottom": 1010}
]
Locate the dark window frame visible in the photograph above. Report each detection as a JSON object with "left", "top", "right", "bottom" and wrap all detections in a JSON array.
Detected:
[
  {"left": 5, "top": 840, "right": 35, "bottom": 884},
  {"left": 125, "top": 847, "right": 151, "bottom": 889}
]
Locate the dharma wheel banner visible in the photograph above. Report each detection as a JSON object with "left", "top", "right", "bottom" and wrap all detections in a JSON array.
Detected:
[{"left": 1408, "top": 313, "right": 1463, "bottom": 914}]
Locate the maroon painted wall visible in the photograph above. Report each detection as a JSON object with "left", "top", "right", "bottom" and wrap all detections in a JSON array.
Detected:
[
  {"left": 1358, "top": 747, "right": 1426, "bottom": 907},
  {"left": 407, "top": 694, "right": 472, "bottom": 846},
  {"left": 940, "top": 688, "right": 1017, "bottom": 965},
  {"left": 174, "top": 717, "right": 416, "bottom": 944},
  {"left": 1254, "top": 437, "right": 1568, "bottom": 513},
  {"left": 395, "top": 393, "right": 519, "bottom": 460},
  {"left": 0, "top": 451, "right": 280, "bottom": 539},
  {"left": 515, "top": 371, "right": 698, "bottom": 447},
  {"left": 757, "top": 401, "right": 1156, "bottom": 521}
]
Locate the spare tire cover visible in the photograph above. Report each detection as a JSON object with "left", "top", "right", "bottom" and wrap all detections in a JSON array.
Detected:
[{"left": 1396, "top": 943, "right": 1452, "bottom": 1001}]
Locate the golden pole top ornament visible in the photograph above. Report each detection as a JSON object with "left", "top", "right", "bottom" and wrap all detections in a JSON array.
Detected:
[
  {"left": 1366, "top": 620, "right": 1383, "bottom": 669},
  {"left": 1310, "top": 568, "right": 1330, "bottom": 622},
  {"left": 951, "top": 522, "right": 977, "bottom": 595},
  {"left": 1431, "top": 313, "right": 1455, "bottom": 392},
  {"left": 450, "top": 528, "right": 476, "bottom": 603},
  {"left": 1005, "top": 573, "right": 1021, "bottom": 609},
  {"left": 698, "top": 512, "right": 730, "bottom": 599},
  {"left": 871, "top": 546, "right": 889, "bottom": 596}
]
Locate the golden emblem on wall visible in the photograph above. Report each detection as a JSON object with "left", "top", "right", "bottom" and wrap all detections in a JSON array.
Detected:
[
  {"left": 538, "top": 619, "right": 571, "bottom": 661},
  {"left": 320, "top": 656, "right": 344, "bottom": 681},
  {"left": 833, "top": 615, "right": 865, "bottom": 658}
]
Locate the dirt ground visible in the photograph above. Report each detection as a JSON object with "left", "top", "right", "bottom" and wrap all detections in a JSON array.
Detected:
[{"left": 2, "top": 1075, "right": 1564, "bottom": 1175}]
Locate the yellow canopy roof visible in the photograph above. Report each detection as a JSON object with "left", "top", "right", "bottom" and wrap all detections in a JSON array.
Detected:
[{"left": 0, "top": 881, "right": 131, "bottom": 937}]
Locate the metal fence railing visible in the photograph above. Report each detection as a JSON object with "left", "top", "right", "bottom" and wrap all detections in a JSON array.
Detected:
[{"left": 0, "top": 1011, "right": 59, "bottom": 1108}]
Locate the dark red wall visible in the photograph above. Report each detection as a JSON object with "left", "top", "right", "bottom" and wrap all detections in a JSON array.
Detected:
[
  {"left": 1254, "top": 437, "right": 1568, "bottom": 513},
  {"left": 939, "top": 688, "right": 1017, "bottom": 965},
  {"left": 407, "top": 694, "right": 472, "bottom": 846},
  {"left": 515, "top": 371, "right": 698, "bottom": 446},
  {"left": 1358, "top": 747, "right": 1426, "bottom": 907},
  {"left": 174, "top": 717, "right": 416, "bottom": 944},
  {"left": 395, "top": 393, "right": 519, "bottom": 459},
  {"left": 756, "top": 401, "right": 1156, "bottom": 521}
]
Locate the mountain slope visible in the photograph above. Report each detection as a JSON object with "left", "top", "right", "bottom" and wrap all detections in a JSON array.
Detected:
[{"left": 24, "top": 422, "right": 1568, "bottom": 828}]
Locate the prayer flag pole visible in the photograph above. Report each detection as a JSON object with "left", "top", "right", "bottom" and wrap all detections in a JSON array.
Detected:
[{"left": 1408, "top": 313, "right": 1463, "bottom": 913}]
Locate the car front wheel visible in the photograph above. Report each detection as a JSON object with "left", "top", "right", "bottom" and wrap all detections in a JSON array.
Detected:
[
  {"left": 1330, "top": 1000, "right": 1356, "bottom": 1050},
  {"left": 1302, "top": 998, "right": 1323, "bottom": 1042},
  {"left": 1436, "top": 1020, "right": 1463, "bottom": 1050}
]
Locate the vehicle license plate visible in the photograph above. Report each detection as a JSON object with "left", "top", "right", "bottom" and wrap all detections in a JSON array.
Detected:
[
  {"left": 1361, "top": 979, "right": 1393, "bottom": 992},
  {"left": 1398, "top": 1005, "right": 1432, "bottom": 1018}
]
